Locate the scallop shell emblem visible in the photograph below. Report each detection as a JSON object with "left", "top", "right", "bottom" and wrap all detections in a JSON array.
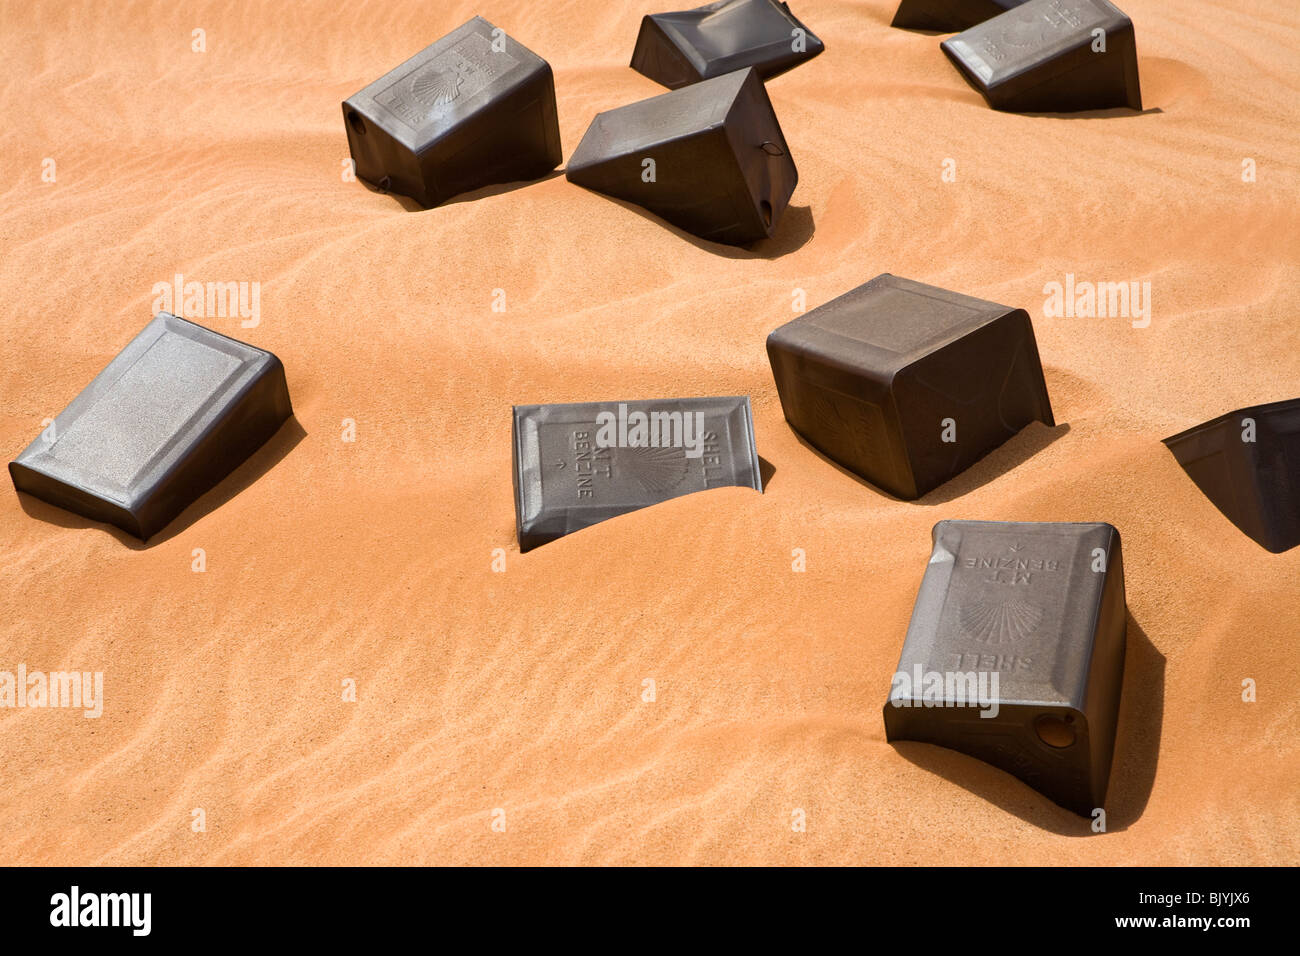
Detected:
[
  {"left": 621, "top": 445, "right": 690, "bottom": 494},
  {"left": 804, "top": 388, "right": 875, "bottom": 459},
  {"left": 959, "top": 599, "right": 1043, "bottom": 644},
  {"left": 411, "top": 66, "right": 465, "bottom": 107},
  {"left": 993, "top": 5, "right": 1066, "bottom": 50}
]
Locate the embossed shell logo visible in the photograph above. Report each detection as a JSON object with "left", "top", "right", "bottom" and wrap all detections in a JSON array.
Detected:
[
  {"left": 959, "top": 599, "right": 1044, "bottom": 644},
  {"left": 621, "top": 445, "right": 689, "bottom": 494},
  {"left": 996, "top": 1, "right": 1083, "bottom": 48},
  {"left": 803, "top": 387, "right": 876, "bottom": 459},
  {"left": 410, "top": 63, "right": 469, "bottom": 107}
]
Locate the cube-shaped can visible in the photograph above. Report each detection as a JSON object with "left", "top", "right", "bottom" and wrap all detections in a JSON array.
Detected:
[
  {"left": 630, "top": 0, "right": 825, "bottom": 91},
  {"left": 883, "top": 520, "right": 1128, "bottom": 815},
  {"left": 9, "top": 313, "right": 292, "bottom": 541},
  {"left": 512, "top": 396, "right": 762, "bottom": 551},
  {"left": 766, "top": 274, "right": 1054, "bottom": 500},
  {"left": 565, "top": 67, "right": 797, "bottom": 246},
  {"left": 941, "top": 0, "right": 1142, "bottom": 112},
  {"left": 1162, "top": 397, "right": 1300, "bottom": 554},
  {"left": 343, "top": 16, "right": 562, "bottom": 208}
]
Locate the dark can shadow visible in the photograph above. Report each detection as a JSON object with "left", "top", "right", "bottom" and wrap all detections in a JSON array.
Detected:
[
  {"left": 15, "top": 416, "right": 307, "bottom": 550},
  {"left": 944, "top": 53, "right": 1160, "bottom": 119},
  {"left": 891, "top": 614, "right": 1164, "bottom": 834},
  {"left": 1103, "top": 617, "right": 1166, "bottom": 829},
  {"left": 438, "top": 170, "right": 566, "bottom": 207},
  {"left": 917, "top": 421, "right": 1070, "bottom": 504},
  {"left": 359, "top": 170, "right": 565, "bottom": 211},
  {"left": 789, "top": 419, "right": 1070, "bottom": 504},
  {"left": 1020, "top": 106, "right": 1163, "bottom": 119},
  {"left": 758, "top": 455, "right": 777, "bottom": 489},
  {"left": 567, "top": 191, "right": 816, "bottom": 260}
]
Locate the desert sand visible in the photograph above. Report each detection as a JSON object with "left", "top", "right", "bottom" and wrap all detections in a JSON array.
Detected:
[{"left": 0, "top": 0, "right": 1297, "bottom": 865}]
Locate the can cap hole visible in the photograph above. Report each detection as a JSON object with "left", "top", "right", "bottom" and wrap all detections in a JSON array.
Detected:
[{"left": 1035, "top": 714, "right": 1077, "bottom": 748}]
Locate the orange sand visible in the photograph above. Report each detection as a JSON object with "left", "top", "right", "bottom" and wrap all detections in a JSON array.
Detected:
[{"left": 0, "top": 0, "right": 1297, "bottom": 864}]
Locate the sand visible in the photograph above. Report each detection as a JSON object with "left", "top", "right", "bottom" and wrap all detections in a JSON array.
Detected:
[{"left": 0, "top": 0, "right": 1297, "bottom": 865}]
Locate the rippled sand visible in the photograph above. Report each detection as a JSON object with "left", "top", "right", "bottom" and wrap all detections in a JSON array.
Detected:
[{"left": 0, "top": 0, "right": 1296, "bottom": 864}]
